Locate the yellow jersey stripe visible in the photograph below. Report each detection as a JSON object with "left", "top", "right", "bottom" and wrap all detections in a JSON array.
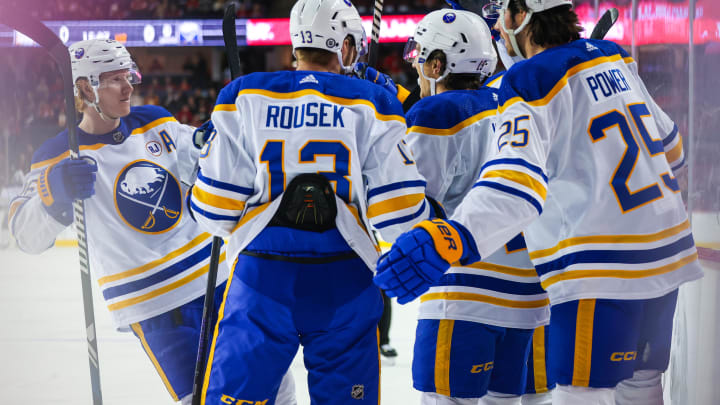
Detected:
[
  {"left": 665, "top": 136, "right": 683, "bottom": 163},
  {"left": 396, "top": 85, "right": 411, "bottom": 104},
  {"left": 407, "top": 109, "right": 496, "bottom": 136},
  {"left": 201, "top": 256, "right": 237, "bottom": 405},
  {"left": 213, "top": 104, "right": 237, "bottom": 112},
  {"left": 434, "top": 320, "right": 454, "bottom": 396},
  {"left": 541, "top": 251, "right": 698, "bottom": 290},
  {"left": 486, "top": 75, "right": 503, "bottom": 88},
  {"left": 31, "top": 144, "right": 106, "bottom": 170},
  {"left": 532, "top": 327, "right": 549, "bottom": 393},
  {"left": 482, "top": 170, "right": 547, "bottom": 201},
  {"left": 131, "top": 323, "right": 179, "bottom": 401},
  {"left": 571, "top": 299, "right": 596, "bottom": 387},
  {"left": 457, "top": 262, "right": 538, "bottom": 278},
  {"left": 192, "top": 186, "right": 246, "bottom": 211},
  {"left": 232, "top": 202, "right": 271, "bottom": 233},
  {"left": 499, "top": 54, "right": 625, "bottom": 114},
  {"left": 31, "top": 117, "right": 177, "bottom": 170},
  {"left": 98, "top": 233, "right": 212, "bottom": 286},
  {"left": 130, "top": 116, "right": 177, "bottom": 136},
  {"left": 529, "top": 220, "right": 691, "bottom": 260},
  {"left": 421, "top": 292, "right": 550, "bottom": 309},
  {"left": 367, "top": 193, "right": 425, "bottom": 219},
  {"left": 345, "top": 204, "right": 380, "bottom": 253},
  {"left": 238, "top": 88, "right": 406, "bottom": 123},
  {"left": 107, "top": 252, "right": 226, "bottom": 312}
]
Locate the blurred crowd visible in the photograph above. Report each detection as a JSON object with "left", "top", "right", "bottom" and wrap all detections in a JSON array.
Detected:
[{"left": 16, "top": 0, "right": 449, "bottom": 20}]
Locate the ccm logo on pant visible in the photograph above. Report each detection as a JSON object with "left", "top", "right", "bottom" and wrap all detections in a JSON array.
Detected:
[
  {"left": 470, "top": 361, "right": 494, "bottom": 373},
  {"left": 220, "top": 395, "right": 268, "bottom": 405},
  {"left": 610, "top": 351, "right": 637, "bottom": 362}
]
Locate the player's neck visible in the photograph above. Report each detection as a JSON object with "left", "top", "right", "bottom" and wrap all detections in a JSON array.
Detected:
[
  {"left": 520, "top": 34, "right": 547, "bottom": 59},
  {"left": 296, "top": 60, "right": 341, "bottom": 75},
  {"left": 78, "top": 108, "right": 121, "bottom": 135}
]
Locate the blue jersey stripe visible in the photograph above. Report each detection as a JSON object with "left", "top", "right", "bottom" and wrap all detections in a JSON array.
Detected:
[
  {"left": 480, "top": 158, "right": 548, "bottom": 182},
  {"left": 190, "top": 200, "right": 242, "bottom": 222},
  {"left": 663, "top": 124, "right": 679, "bottom": 147},
  {"left": 374, "top": 199, "right": 427, "bottom": 229},
  {"left": 437, "top": 273, "right": 545, "bottom": 295},
  {"left": 102, "top": 241, "right": 214, "bottom": 300},
  {"left": 473, "top": 181, "right": 543, "bottom": 215},
  {"left": 671, "top": 157, "right": 685, "bottom": 171},
  {"left": 197, "top": 169, "right": 253, "bottom": 195},
  {"left": 367, "top": 180, "right": 427, "bottom": 199},
  {"left": 535, "top": 233, "right": 696, "bottom": 276}
]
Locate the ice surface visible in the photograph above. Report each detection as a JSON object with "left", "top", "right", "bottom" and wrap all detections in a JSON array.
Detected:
[{"left": 0, "top": 246, "right": 421, "bottom": 404}]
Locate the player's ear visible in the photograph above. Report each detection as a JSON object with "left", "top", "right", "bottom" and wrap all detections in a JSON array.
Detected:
[
  {"left": 77, "top": 79, "right": 95, "bottom": 102},
  {"left": 431, "top": 59, "right": 444, "bottom": 77}
]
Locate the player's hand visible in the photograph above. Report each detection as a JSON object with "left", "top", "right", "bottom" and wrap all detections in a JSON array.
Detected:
[
  {"left": 38, "top": 158, "right": 97, "bottom": 223},
  {"left": 193, "top": 120, "right": 215, "bottom": 149},
  {"left": 353, "top": 63, "right": 398, "bottom": 96},
  {"left": 374, "top": 219, "right": 476, "bottom": 304}
]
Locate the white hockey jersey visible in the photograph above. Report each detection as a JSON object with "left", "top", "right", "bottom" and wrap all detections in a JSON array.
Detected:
[
  {"left": 190, "top": 71, "right": 430, "bottom": 270},
  {"left": 9, "top": 106, "right": 229, "bottom": 329},
  {"left": 406, "top": 87, "right": 549, "bottom": 329},
  {"left": 452, "top": 39, "right": 702, "bottom": 305}
]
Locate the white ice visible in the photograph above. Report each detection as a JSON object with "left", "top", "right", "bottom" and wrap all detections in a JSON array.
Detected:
[{"left": 0, "top": 245, "right": 422, "bottom": 404}]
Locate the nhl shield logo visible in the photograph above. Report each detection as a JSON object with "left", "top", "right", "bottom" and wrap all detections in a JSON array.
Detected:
[
  {"left": 114, "top": 160, "right": 182, "bottom": 234},
  {"left": 351, "top": 384, "right": 364, "bottom": 400}
]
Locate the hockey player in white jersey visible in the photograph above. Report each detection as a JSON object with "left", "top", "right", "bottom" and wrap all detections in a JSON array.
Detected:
[
  {"left": 401, "top": 10, "right": 548, "bottom": 405},
  {"left": 375, "top": 1, "right": 703, "bottom": 404},
  {"left": 188, "top": 0, "right": 433, "bottom": 403},
  {"left": 8, "top": 39, "right": 295, "bottom": 405}
]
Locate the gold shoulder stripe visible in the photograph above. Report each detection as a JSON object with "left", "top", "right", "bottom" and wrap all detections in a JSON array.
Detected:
[
  {"left": 408, "top": 108, "right": 496, "bottom": 136},
  {"left": 213, "top": 104, "right": 238, "bottom": 112},
  {"left": 499, "top": 54, "right": 625, "bottom": 113},
  {"left": 130, "top": 116, "right": 177, "bottom": 136},
  {"left": 238, "top": 88, "right": 406, "bottom": 123}
]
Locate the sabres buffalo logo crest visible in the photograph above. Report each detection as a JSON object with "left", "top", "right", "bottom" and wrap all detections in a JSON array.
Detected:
[{"left": 114, "top": 160, "right": 182, "bottom": 234}]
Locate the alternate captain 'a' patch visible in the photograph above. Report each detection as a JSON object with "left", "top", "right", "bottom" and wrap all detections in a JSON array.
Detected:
[{"left": 114, "top": 160, "right": 182, "bottom": 234}]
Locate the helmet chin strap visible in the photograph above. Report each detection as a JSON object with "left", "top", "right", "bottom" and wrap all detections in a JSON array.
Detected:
[
  {"left": 85, "top": 86, "right": 115, "bottom": 122},
  {"left": 338, "top": 49, "right": 360, "bottom": 75},
  {"left": 500, "top": 9, "right": 533, "bottom": 60}
]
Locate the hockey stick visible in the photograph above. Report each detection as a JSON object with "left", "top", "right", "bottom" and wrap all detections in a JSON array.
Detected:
[
  {"left": 368, "top": 0, "right": 385, "bottom": 68},
  {"left": 190, "top": 4, "right": 237, "bottom": 405},
  {"left": 590, "top": 7, "right": 619, "bottom": 40},
  {"left": 0, "top": 8, "right": 103, "bottom": 405}
]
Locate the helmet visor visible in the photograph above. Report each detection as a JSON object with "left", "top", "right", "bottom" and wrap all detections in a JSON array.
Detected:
[
  {"left": 403, "top": 37, "right": 421, "bottom": 63},
  {"left": 97, "top": 63, "right": 142, "bottom": 88},
  {"left": 482, "top": 1, "right": 502, "bottom": 19}
]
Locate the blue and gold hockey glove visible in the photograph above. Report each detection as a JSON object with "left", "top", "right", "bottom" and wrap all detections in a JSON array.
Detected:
[
  {"left": 38, "top": 158, "right": 97, "bottom": 225},
  {"left": 353, "top": 62, "right": 399, "bottom": 97},
  {"left": 374, "top": 219, "right": 480, "bottom": 304},
  {"left": 193, "top": 119, "right": 215, "bottom": 149}
]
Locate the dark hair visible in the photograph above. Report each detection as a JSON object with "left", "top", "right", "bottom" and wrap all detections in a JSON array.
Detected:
[
  {"left": 426, "top": 49, "right": 484, "bottom": 91},
  {"left": 509, "top": 0, "right": 583, "bottom": 48}
]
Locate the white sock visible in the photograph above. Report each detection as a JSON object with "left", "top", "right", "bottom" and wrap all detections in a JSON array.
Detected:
[
  {"left": 419, "top": 391, "right": 479, "bottom": 405},
  {"left": 521, "top": 391, "right": 553, "bottom": 405},
  {"left": 615, "top": 370, "right": 663, "bottom": 405},
  {"left": 478, "top": 391, "right": 521, "bottom": 405},
  {"left": 552, "top": 384, "right": 615, "bottom": 405},
  {"left": 275, "top": 370, "right": 297, "bottom": 405}
]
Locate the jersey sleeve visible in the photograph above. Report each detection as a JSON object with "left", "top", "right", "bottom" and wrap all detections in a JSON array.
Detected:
[
  {"left": 9, "top": 144, "right": 72, "bottom": 254},
  {"left": 405, "top": 104, "right": 456, "bottom": 205},
  {"left": 361, "top": 97, "right": 430, "bottom": 243},
  {"left": 168, "top": 120, "right": 203, "bottom": 186},
  {"left": 189, "top": 84, "right": 256, "bottom": 237},
  {"left": 451, "top": 82, "right": 554, "bottom": 259},
  {"left": 624, "top": 59, "right": 684, "bottom": 173}
]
